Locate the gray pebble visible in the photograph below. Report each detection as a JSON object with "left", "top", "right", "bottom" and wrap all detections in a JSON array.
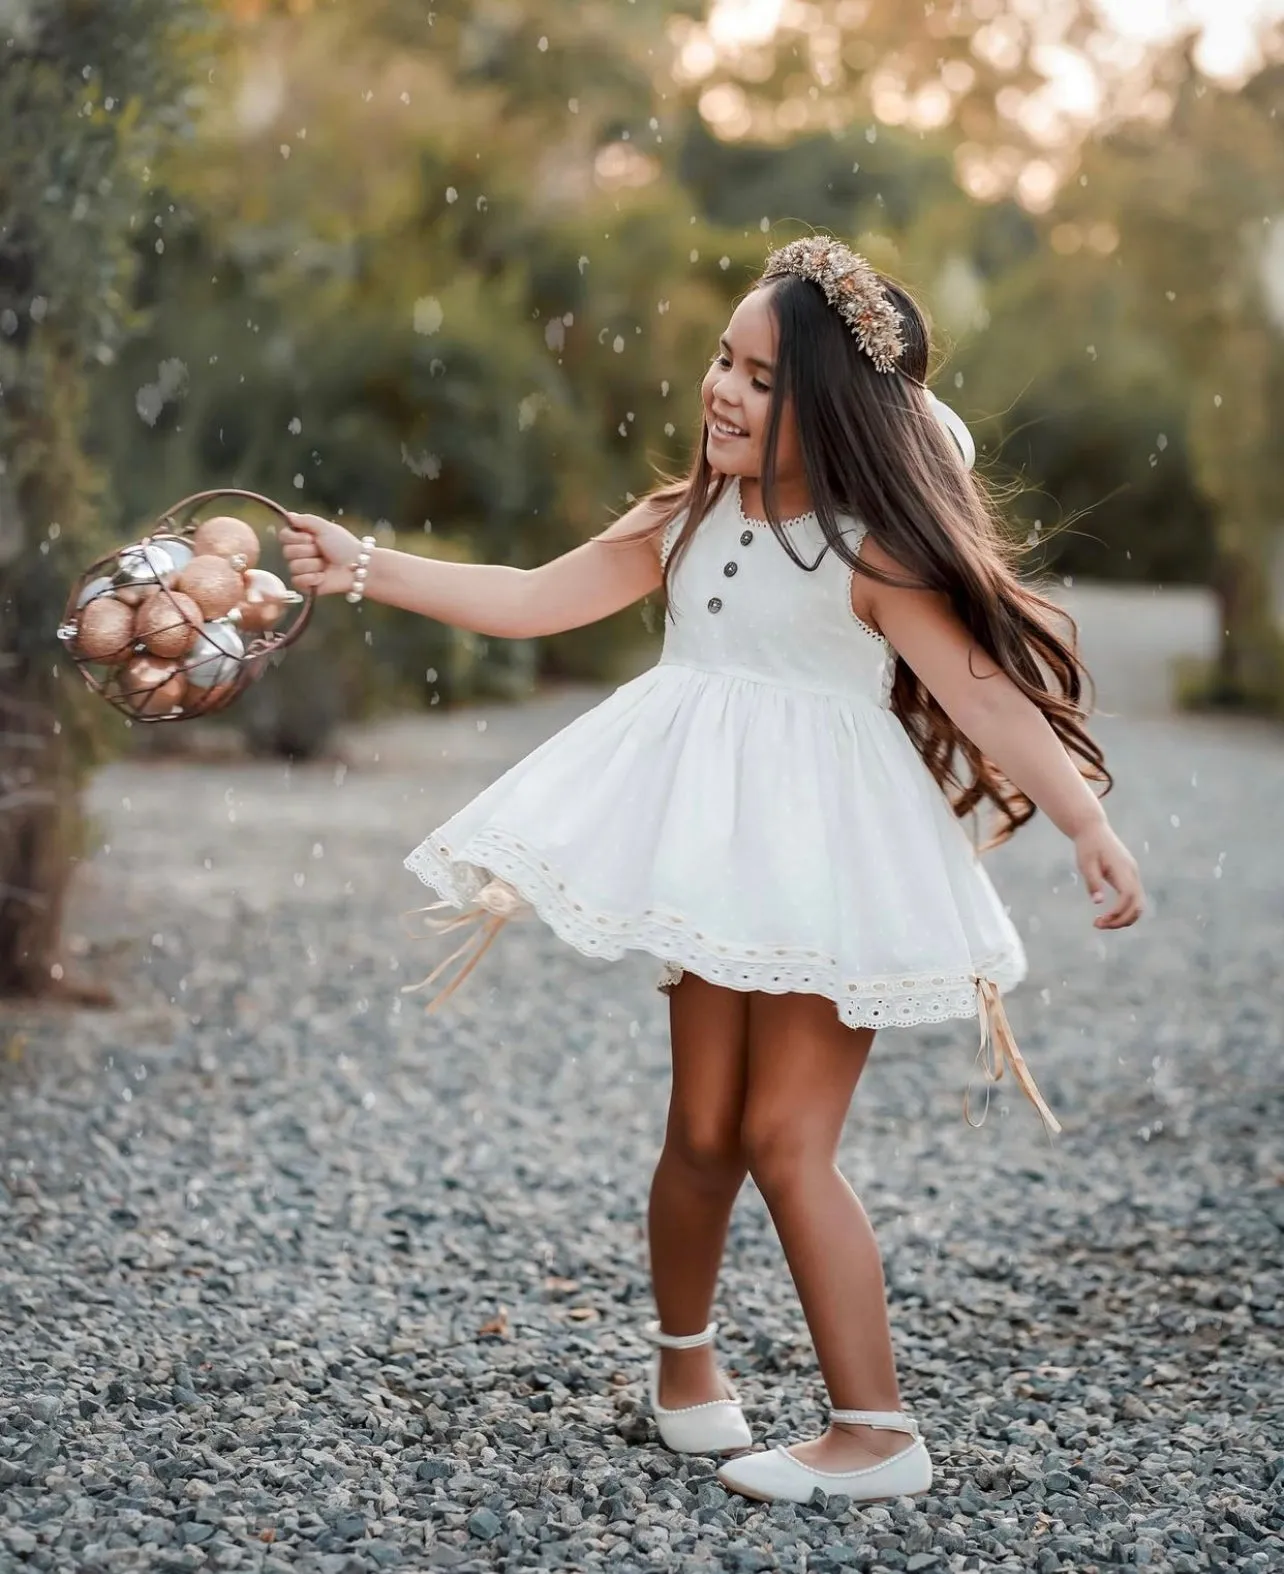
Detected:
[{"left": 467, "top": 1507, "right": 502, "bottom": 1541}]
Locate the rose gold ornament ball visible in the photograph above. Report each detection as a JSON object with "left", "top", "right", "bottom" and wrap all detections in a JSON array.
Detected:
[
  {"left": 236, "top": 568, "right": 295, "bottom": 632},
  {"left": 192, "top": 515, "right": 261, "bottom": 572},
  {"left": 120, "top": 656, "right": 187, "bottom": 717},
  {"left": 175, "top": 554, "right": 245, "bottom": 619},
  {"left": 135, "top": 590, "right": 204, "bottom": 659},
  {"left": 76, "top": 596, "right": 136, "bottom": 663}
]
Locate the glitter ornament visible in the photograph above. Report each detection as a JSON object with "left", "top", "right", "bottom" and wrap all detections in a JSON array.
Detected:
[
  {"left": 119, "top": 656, "right": 186, "bottom": 717},
  {"left": 74, "top": 595, "right": 135, "bottom": 663},
  {"left": 234, "top": 568, "right": 302, "bottom": 632},
  {"left": 182, "top": 617, "right": 245, "bottom": 688},
  {"left": 175, "top": 554, "right": 244, "bottom": 619},
  {"left": 135, "top": 590, "right": 203, "bottom": 659},
  {"left": 192, "top": 514, "right": 261, "bottom": 572}
]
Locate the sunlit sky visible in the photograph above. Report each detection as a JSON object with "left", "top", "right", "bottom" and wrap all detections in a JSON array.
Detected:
[{"left": 710, "top": 0, "right": 1284, "bottom": 84}]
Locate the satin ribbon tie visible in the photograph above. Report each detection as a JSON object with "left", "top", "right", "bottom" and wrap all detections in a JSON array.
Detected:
[
  {"left": 401, "top": 877, "right": 527, "bottom": 1012},
  {"left": 965, "top": 978, "right": 1062, "bottom": 1135}
]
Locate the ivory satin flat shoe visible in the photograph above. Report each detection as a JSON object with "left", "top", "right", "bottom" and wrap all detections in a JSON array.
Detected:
[
  {"left": 642, "top": 1320, "right": 753, "bottom": 1455},
  {"left": 716, "top": 1408, "right": 932, "bottom": 1504}
]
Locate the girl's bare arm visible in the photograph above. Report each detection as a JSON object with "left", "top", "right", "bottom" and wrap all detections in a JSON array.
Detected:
[
  {"left": 856, "top": 538, "right": 1144, "bottom": 927},
  {"left": 281, "top": 498, "right": 667, "bottom": 639}
]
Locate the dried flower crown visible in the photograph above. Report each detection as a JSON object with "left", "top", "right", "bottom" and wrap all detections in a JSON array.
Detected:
[{"left": 762, "top": 236, "right": 904, "bottom": 375}]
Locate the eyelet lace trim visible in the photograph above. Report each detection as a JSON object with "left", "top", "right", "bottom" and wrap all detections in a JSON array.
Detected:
[
  {"left": 846, "top": 577, "right": 889, "bottom": 650},
  {"left": 659, "top": 511, "right": 686, "bottom": 569},
  {"left": 845, "top": 537, "right": 896, "bottom": 708},
  {"left": 404, "top": 827, "right": 1025, "bottom": 1030},
  {"left": 736, "top": 477, "right": 817, "bottom": 531}
]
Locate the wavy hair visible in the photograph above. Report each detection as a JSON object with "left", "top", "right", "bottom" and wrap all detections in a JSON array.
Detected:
[{"left": 638, "top": 266, "right": 1109, "bottom": 846}]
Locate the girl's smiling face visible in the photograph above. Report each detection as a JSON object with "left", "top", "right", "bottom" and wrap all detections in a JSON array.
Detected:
[{"left": 701, "top": 287, "right": 803, "bottom": 486}]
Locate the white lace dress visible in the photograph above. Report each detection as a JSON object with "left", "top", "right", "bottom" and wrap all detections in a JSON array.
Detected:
[{"left": 404, "top": 478, "right": 1027, "bottom": 1032}]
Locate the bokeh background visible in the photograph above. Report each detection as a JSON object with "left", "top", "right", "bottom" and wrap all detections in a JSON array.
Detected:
[{"left": 2, "top": 0, "right": 1283, "bottom": 988}]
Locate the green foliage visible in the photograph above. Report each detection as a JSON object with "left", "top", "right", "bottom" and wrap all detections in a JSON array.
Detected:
[
  {"left": 87, "top": 0, "right": 740, "bottom": 734},
  {"left": 0, "top": 0, "right": 207, "bottom": 993},
  {"left": 940, "top": 244, "right": 1218, "bottom": 585}
]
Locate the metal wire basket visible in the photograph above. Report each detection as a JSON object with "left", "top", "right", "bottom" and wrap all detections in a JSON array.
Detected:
[{"left": 57, "top": 488, "right": 315, "bottom": 723}]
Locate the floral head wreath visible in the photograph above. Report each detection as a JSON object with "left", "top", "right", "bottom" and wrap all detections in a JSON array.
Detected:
[
  {"left": 761, "top": 235, "right": 976, "bottom": 470},
  {"left": 762, "top": 236, "right": 904, "bottom": 375}
]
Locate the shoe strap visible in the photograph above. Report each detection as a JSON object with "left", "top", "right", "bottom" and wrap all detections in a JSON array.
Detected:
[
  {"left": 830, "top": 1408, "right": 919, "bottom": 1437},
  {"left": 642, "top": 1319, "right": 717, "bottom": 1350}
]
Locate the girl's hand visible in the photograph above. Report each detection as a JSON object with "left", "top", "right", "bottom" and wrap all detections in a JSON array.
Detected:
[
  {"left": 1074, "top": 819, "right": 1145, "bottom": 929},
  {"left": 280, "top": 512, "right": 364, "bottom": 597}
]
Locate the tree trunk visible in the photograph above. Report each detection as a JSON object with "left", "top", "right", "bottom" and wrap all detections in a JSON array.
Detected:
[
  {"left": 1191, "top": 343, "right": 1284, "bottom": 714},
  {"left": 0, "top": 369, "right": 115, "bottom": 1002},
  {"left": 0, "top": 680, "right": 77, "bottom": 994},
  {"left": 1210, "top": 540, "right": 1284, "bottom": 710}
]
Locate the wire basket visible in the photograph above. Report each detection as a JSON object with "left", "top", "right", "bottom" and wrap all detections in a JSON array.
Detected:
[{"left": 57, "top": 489, "right": 314, "bottom": 723}]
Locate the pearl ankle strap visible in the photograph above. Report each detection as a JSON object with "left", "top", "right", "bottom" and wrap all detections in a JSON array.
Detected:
[
  {"left": 830, "top": 1408, "right": 920, "bottom": 1437},
  {"left": 642, "top": 1319, "right": 717, "bottom": 1350}
]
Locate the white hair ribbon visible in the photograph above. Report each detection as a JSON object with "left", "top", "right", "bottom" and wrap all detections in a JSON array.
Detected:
[{"left": 925, "top": 389, "right": 976, "bottom": 471}]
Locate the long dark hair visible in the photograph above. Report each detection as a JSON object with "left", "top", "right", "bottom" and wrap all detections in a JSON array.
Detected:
[{"left": 640, "top": 266, "right": 1109, "bottom": 846}]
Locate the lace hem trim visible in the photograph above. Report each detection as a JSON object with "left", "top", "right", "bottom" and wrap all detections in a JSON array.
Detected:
[{"left": 404, "top": 828, "right": 1026, "bottom": 1030}]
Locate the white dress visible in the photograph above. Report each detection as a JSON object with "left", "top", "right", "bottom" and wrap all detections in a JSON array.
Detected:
[{"left": 404, "top": 478, "right": 1027, "bottom": 1032}]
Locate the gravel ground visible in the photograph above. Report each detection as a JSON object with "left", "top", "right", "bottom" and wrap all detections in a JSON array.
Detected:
[{"left": 2, "top": 589, "right": 1282, "bottom": 1574}]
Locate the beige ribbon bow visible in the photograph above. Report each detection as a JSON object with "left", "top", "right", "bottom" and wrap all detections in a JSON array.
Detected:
[
  {"left": 965, "top": 978, "right": 1062, "bottom": 1135},
  {"left": 401, "top": 878, "right": 528, "bottom": 1012}
]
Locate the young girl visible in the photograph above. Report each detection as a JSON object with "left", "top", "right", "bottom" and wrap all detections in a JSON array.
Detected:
[{"left": 282, "top": 235, "right": 1144, "bottom": 1507}]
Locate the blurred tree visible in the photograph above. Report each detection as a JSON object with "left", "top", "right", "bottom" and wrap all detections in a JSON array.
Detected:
[
  {"left": 918, "top": 198, "right": 1216, "bottom": 587},
  {"left": 672, "top": 0, "right": 1071, "bottom": 177},
  {"left": 1078, "top": 56, "right": 1284, "bottom": 708},
  {"left": 0, "top": 0, "right": 206, "bottom": 996}
]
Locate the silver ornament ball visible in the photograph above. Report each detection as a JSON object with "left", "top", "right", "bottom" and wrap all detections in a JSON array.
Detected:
[
  {"left": 114, "top": 541, "right": 177, "bottom": 589},
  {"left": 158, "top": 538, "right": 195, "bottom": 575},
  {"left": 76, "top": 575, "right": 115, "bottom": 609},
  {"left": 182, "top": 617, "right": 245, "bottom": 690}
]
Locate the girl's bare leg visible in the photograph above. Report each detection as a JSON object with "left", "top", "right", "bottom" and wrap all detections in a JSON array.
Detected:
[
  {"left": 647, "top": 973, "right": 750, "bottom": 1408},
  {"left": 741, "top": 991, "right": 909, "bottom": 1471}
]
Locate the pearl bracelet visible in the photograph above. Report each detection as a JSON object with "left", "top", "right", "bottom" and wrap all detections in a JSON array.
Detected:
[{"left": 345, "top": 535, "right": 377, "bottom": 606}]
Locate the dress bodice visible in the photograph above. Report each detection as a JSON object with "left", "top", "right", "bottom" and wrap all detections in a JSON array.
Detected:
[{"left": 659, "top": 479, "right": 895, "bottom": 708}]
